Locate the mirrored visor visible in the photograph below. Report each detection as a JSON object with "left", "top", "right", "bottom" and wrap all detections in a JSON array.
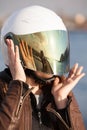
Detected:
[{"left": 4, "top": 30, "right": 70, "bottom": 76}]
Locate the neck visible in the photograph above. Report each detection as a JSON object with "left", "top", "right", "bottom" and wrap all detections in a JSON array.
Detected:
[{"left": 26, "top": 76, "right": 42, "bottom": 95}]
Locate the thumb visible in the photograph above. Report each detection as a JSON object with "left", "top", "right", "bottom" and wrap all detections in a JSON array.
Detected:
[{"left": 52, "top": 77, "right": 62, "bottom": 94}]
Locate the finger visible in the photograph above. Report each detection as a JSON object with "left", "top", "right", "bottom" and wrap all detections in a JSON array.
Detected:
[
  {"left": 7, "top": 39, "right": 15, "bottom": 63},
  {"left": 67, "top": 72, "right": 85, "bottom": 93},
  {"left": 53, "top": 77, "right": 60, "bottom": 86},
  {"left": 52, "top": 77, "right": 63, "bottom": 92},
  {"left": 73, "top": 72, "right": 85, "bottom": 82},
  {"left": 6, "top": 39, "right": 12, "bottom": 66},
  {"left": 71, "top": 63, "right": 79, "bottom": 74},
  {"left": 61, "top": 75, "right": 66, "bottom": 83},
  {"left": 6, "top": 39, "right": 11, "bottom": 57},
  {"left": 75, "top": 66, "right": 84, "bottom": 76},
  {"left": 5, "top": 39, "right": 11, "bottom": 47},
  {"left": 6, "top": 39, "right": 15, "bottom": 54},
  {"left": 68, "top": 63, "right": 79, "bottom": 78},
  {"left": 6, "top": 39, "right": 15, "bottom": 76},
  {"left": 15, "top": 45, "right": 20, "bottom": 63}
]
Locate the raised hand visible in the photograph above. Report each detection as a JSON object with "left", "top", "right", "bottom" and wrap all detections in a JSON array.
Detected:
[
  {"left": 6, "top": 39, "right": 26, "bottom": 82},
  {"left": 19, "top": 40, "right": 36, "bottom": 71},
  {"left": 51, "top": 63, "right": 85, "bottom": 109}
]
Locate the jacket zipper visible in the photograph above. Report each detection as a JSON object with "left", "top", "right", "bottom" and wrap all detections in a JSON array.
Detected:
[
  {"left": 16, "top": 86, "right": 33, "bottom": 117},
  {"left": 38, "top": 111, "right": 42, "bottom": 125},
  {"left": 38, "top": 110, "right": 44, "bottom": 130},
  {"left": 46, "top": 105, "right": 70, "bottom": 130}
]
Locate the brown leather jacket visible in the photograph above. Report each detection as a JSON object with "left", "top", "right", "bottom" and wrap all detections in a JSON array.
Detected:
[{"left": 0, "top": 68, "right": 86, "bottom": 130}]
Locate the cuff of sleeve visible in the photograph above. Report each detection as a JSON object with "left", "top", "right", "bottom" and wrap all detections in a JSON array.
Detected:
[{"left": 56, "top": 96, "right": 72, "bottom": 127}]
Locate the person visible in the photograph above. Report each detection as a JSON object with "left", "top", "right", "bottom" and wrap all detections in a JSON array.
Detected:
[{"left": 0, "top": 5, "right": 86, "bottom": 130}]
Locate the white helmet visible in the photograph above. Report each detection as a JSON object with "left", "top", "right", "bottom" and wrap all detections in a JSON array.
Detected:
[{"left": 0, "top": 5, "right": 70, "bottom": 76}]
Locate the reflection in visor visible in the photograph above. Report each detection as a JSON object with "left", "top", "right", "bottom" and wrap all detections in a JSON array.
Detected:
[{"left": 4, "top": 30, "right": 70, "bottom": 76}]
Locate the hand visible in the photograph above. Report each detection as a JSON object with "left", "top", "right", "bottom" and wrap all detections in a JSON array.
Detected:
[
  {"left": 51, "top": 63, "right": 85, "bottom": 109},
  {"left": 6, "top": 39, "right": 26, "bottom": 82},
  {"left": 19, "top": 40, "right": 36, "bottom": 71}
]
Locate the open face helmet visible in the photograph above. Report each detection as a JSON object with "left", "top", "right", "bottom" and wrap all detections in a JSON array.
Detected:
[{"left": 0, "top": 5, "right": 70, "bottom": 76}]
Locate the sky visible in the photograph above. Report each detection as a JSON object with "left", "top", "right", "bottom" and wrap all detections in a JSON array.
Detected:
[{"left": 0, "top": 0, "right": 87, "bottom": 19}]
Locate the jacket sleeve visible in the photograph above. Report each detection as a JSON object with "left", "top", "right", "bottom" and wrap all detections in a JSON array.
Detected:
[
  {"left": 56, "top": 96, "right": 72, "bottom": 128},
  {"left": 57, "top": 92, "right": 86, "bottom": 130},
  {"left": 49, "top": 92, "right": 86, "bottom": 130},
  {"left": 68, "top": 92, "right": 86, "bottom": 130},
  {"left": 0, "top": 80, "right": 30, "bottom": 130}
]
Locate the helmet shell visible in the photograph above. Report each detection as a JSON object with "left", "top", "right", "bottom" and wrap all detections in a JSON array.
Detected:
[{"left": 0, "top": 5, "right": 70, "bottom": 76}]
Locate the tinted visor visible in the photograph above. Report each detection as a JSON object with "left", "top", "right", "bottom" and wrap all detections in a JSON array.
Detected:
[{"left": 4, "top": 30, "right": 70, "bottom": 76}]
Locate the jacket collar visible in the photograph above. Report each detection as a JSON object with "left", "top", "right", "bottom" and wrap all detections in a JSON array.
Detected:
[{"left": 0, "top": 68, "right": 12, "bottom": 83}]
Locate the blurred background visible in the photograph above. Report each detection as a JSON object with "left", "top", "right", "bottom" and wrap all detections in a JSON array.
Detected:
[{"left": 0, "top": 0, "right": 87, "bottom": 129}]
